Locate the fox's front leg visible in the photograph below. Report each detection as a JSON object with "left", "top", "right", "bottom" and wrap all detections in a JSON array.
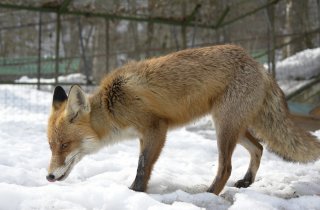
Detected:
[{"left": 130, "top": 119, "right": 168, "bottom": 192}]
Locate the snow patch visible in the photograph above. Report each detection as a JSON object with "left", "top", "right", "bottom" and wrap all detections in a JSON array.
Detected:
[
  {"left": 15, "top": 73, "right": 87, "bottom": 84},
  {"left": 276, "top": 47, "right": 320, "bottom": 80}
]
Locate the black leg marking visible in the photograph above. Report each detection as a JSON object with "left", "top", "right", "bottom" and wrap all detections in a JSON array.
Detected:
[
  {"left": 130, "top": 154, "right": 146, "bottom": 192},
  {"left": 234, "top": 171, "right": 253, "bottom": 188}
]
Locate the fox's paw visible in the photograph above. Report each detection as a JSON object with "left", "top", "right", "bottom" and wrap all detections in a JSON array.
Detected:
[
  {"left": 129, "top": 181, "right": 145, "bottom": 192},
  {"left": 206, "top": 185, "right": 218, "bottom": 194},
  {"left": 206, "top": 187, "right": 214, "bottom": 193},
  {"left": 234, "top": 179, "right": 252, "bottom": 188}
]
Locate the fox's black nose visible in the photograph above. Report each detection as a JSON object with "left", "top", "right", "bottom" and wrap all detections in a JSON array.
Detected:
[{"left": 46, "top": 174, "right": 56, "bottom": 182}]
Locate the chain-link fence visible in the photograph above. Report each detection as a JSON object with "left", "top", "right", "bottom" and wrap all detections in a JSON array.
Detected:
[{"left": 1, "top": 0, "right": 320, "bottom": 120}]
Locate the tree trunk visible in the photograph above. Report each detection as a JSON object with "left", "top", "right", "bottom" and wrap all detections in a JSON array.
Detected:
[
  {"left": 146, "top": 0, "right": 155, "bottom": 57},
  {"left": 92, "top": 19, "right": 106, "bottom": 83},
  {"left": 128, "top": 0, "right": 140, "bottom": 60},
  {"left": 283, "top": 0, "right": 293, "bottom": 58},
  {"left": 181, "top": 2, "right": 187, "bottom": 49},
  {"left": 284, "top": 0, "right": 312, "bottom": 58}
]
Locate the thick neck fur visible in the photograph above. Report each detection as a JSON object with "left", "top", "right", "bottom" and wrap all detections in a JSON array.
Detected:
[{"left": 88, "top": 88, "right": 140, "bottom": 147}]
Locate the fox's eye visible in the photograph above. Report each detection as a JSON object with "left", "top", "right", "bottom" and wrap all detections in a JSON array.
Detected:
[{"left": 61, "top": 143, "right": 69, "bottom": 149}]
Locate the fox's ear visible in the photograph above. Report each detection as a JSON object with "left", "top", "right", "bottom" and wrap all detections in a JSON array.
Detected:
[
  {"left": 52, "top": 86, "right": 68, "bottom": 110},
  {"left": 66, "top": 85, "right": 90, "bottom": 121}
]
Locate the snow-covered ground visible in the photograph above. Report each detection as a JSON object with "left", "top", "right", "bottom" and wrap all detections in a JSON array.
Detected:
[
  {"left": 1, "top": 47, "right": 320, "bottom": 209},
  {"left": 0, "top": 84, "right": 320, "bottom": 210}
]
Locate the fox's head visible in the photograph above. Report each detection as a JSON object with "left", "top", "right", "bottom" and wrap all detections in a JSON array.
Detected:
[{"left": 46, "top": 85, "right": 98, "bottom": 182}]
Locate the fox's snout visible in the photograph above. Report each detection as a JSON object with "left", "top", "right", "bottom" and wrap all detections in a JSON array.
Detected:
[
  {"left": 46, "top": 174, "right": 56, "bottom": 182},
  {"left": 46, "top": 162, "right": 72, "bottom": 182},
  {"left": 46, "top": 172, "right": 67, "bottom": 182},
  {"left": 46, "top": 148, "right": 84, "bottom": 183}
]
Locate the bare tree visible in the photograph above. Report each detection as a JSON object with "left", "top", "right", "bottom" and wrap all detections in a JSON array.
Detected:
[{"left": 283, "top": 0, "right": 314, "bottom": 58}]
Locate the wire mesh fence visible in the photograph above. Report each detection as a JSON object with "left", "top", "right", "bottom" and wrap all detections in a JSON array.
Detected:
[{"left": 0, "top": 0, "right": 320, "bottom": 121}]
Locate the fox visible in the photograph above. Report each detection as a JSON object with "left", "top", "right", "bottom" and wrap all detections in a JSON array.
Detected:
[{"left": 46, "top": 44, "right": 320, "bottom": 195}]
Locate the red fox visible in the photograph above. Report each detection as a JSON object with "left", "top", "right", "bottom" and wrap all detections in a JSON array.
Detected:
[{"left": 46, "top": 45, "right": 320, "bottom": 195}]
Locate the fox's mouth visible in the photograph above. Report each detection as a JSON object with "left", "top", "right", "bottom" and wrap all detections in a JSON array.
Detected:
[
  {"left": 56, "top": 163, "right": 73, "bottom": 181},
  {"left": 47, "top": 152, "right": 81, "bottom": 182},
  {"left": 56, "top": 173, "right": 67, "bottom": 181},
  {"left": 57, "top": 174, "right": 65, "bottom": 181},
  {"left": 47, "top": 160, "right": 74, "bottom": 182}
]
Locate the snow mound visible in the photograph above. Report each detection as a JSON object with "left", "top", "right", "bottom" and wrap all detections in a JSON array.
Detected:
[
  {"left": 276, "top": 48, "right": 320, "bottom": 80},
  {"left": 16, "top": 73, "right": 87, "bottom": 84}
]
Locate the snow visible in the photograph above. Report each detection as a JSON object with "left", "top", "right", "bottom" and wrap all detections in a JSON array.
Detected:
[
  {"left": 16, "top": 73, "right": 87, "bottom": 84},
  {"left": 1, "top": 47, "right": 320, "bottom": 209},
  {"left": 0, "top": 84, "right": 320, "bottom": 210},
  {"left": 276, "top": 47, "right": 320, "bottom": 80},
  {"left": 116, "top": 21, "right": 129, "bottom": 33},
  {"left": 277, "top": 79, "right": 311, "bottom": 95}
]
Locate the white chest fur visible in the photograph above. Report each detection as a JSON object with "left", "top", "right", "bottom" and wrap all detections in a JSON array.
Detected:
[
  {"left": 81, "top": 127, "right": 140, "bottom": 155},
  {"left": 103, "top": 127, "right": 141, "bottom": 144}
]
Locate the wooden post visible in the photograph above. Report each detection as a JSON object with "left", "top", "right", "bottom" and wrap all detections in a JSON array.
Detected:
[
  {"left": 77, "top": 17, "right": 90, "bottom": 84},
  {"left": 54, "top": 12, "right": 61, "bottom": 85},
  {"left": 268, "top": 0, "right": 276, "bottom": 78},
  {"left": 265, "top": 0, "right": 276, "bottom": 77},
  {"left": 37, "top": 12, "right": 42, "bottom": 90},
  {"left": 318, "top": 0, "right": 320, "bottom": 45},
  {"left": 181, "top": 2, "right": 187, "bottom": 49},
  {"left": 105, "top": 18, "right": 109, "bottom": 73},
  {"left": 267, "top": 26, "right": 271, "bottom": 72}
]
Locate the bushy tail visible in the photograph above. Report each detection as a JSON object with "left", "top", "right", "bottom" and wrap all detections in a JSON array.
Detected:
[{"left": 252, "top": 78, "right": 320, "bottom": 163}]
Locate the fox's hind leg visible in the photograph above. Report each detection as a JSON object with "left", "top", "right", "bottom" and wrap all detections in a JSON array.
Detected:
[
  {"left": 234, "top": 130, "right": 263, "bottom": 188},
  {"left": 206, "top": 119, "right": 241, "bottom": 195},
  {"left": 207, "top": 69, "right": 265, "bottom": 194},
  {"left": 130, "top": 118, "right": 168, "bottom": 192}
]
